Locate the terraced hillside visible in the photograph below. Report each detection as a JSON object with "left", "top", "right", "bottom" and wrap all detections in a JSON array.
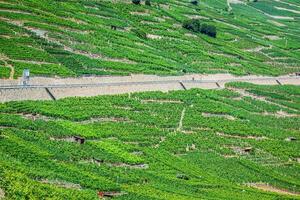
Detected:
[
  {"left": 0, "top": 0, "right": 300, "bottom": 79},
  {"left": 0, "top": 83, "right": 299, "bottom": 199}
]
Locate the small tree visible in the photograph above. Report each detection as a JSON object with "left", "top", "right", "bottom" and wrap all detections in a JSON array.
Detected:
[
  {"left": 182, "top": 19, "right": 201, "bottom": 32},
  {"left": 200, "top": 24, "right": 217, "bottom": 38},
  {"left": 183, "top": 19, "right": 217, "bottom": 38},
  {"left": 190, "top": 0, "right": 198, "bottom": 5},
  {"left": 132, "top": 0, "right": 141, "bottom": 5},
  {"left": 132, "top": 28, "right": 147, "bottom": 39},
  {"left": 145, "top": 0, "right": 151, "bottom": 6}
]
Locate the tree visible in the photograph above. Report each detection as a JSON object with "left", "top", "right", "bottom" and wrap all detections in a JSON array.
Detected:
[
  {"left": 145, "top": 0, "right": 151, "bottom": 6},
  {"left": 132, "top": 0, "right": 141, "bottom": 5},
  {"left": 200, "top": 24, "right": 217, "bottom": 38},
  {"left": 182, "top": 19, "right": 201, "bottom": 32},
  {"left": 132, "top": 28, "right": 147, "bottom": 39},
  {"left": 190, "top": 0, "right": 198, "bottom": 5},
  {"left": 182, "top": 19, "right": 217, "bottom": 38}
]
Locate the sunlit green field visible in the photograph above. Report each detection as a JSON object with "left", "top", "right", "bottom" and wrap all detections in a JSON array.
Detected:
[
  {"left": 0, "top": 83, "right": 299, "bottom": 199},
  {"left": 0, "top": 0, "right": 300, "bottom": 78}
]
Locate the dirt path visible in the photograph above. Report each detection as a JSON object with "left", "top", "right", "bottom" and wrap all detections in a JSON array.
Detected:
[
  {"left": 8, "top": 64, "right": 14, "bottom": 80},
  {"left": 177, "top": 108, "right": 186, "bottom": 131},
  {"left": 246, "top": 183, "right": 300, "bottom": 196},
  {"left": 40, "top": 179, "right": 81, "bottom": 189}
]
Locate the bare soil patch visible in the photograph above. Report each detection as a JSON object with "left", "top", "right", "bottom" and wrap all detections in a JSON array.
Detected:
[
  {"left": 50, "top": 136, "right": 85, "bottom": 144},
  {"left": 108, "top": 163, "right": 149, "bottom": 169},
  {"left": 246, "top": 183, "right": 300, "bottom": 196},
  {"left": 267, "top": 20, "right": 285, "bottom": 27},
  {"left": 78, "top": 117, "right": 132, "bottom": 124},
  {"left": 50, "top": 137, "right": 76, "bottom": 142},
  {"left": 141, "top": 99, "right": 183, "bottom": 104},
  {"left": 11, "top": 59, "right": 55, "bottom": 65},
  {"left": 0, "top": 8, "right": 32, "bottom": 15},
  {"left": 147, "top": 34, "right": 162, "bottom": 40},
  {"left": 99, "top": 191, "right": 128, "bottom": 198},
  {"left": 8, "top": 64, "right": 14, "bottom": 80},
  {"left": 131, "top": 151, "right": 143, "bottom": 156},
  {"left": 275, "top": 6, "right": 300, "bottom": 14},
  {"left": 228, "top": 146, "right": 253, "bottom": 155},
  {"left": 160, "top": 4, "right": 170, "bottom": 10},
  {"left": 216, "top": 132, "right": 267, "bottom": 140},
  {"left": 114, "top": 106, "right": 132, "bottom": 110},
  {"left": 185, "top": 144, "right": 196, "bottom": 152},
  {"left": 185, "top": 15, "right": 208, "bottom": 20},
  {"left": 26, "top": 27, "right": 47, "bottom": 37},
  {"left": 130, "top": 11, "right": 150, "bottom": 16},
  {"left": 263, "top": 35, "right": 280, "bottom": 40},
  {"left": 0, "top": 188, "right": 5, "bottom": 199},
  {"left": 223, "top": 154, "right": 239, "bottom": 158},
  {"left": 79, "top": 158, "right": 104, "bottom": 166},
  {"left": 202, "top": 113, "right": 235, "bottom": 120},
  {"left": 267, "top": 14, "right": 294, "bottom": 20},
  {"left": 262, "top": 110, "right": 300, "bottom": 118},
  {"left": 20, "top": 113, "right": 53, "bottom": 121},
  {"left": 174, "top": 152, "right": 188, "bottom": 157},
  {"left": 40, "top": 179, "right": 81, "bottom": 189},
  {"left": 124, "top": 141, "right": 140, "bottom": 145},
  {"left": 64, "top": 46, "right": 136, "bottom": 64},
  {"left": 81, "top": 158, "right": 149, "bottom": 170},
  {"left": 210, "top": 52, "right": 236, "bottom": 58},
  {"left": 228, "top": 0, "right": 244, "bottom": 4},
  {"left": 185, "top": 33, "right": 197, "bottom": 38},
  {"left": 181, "top": 130, "right": 195, "bottom": 134}
]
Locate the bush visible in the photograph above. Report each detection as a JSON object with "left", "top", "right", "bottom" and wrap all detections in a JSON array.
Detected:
[
  {"left": 132, "top": 0, "right": 141, "bottom": 4},
  {"left": 190, "top": 0, "right": 198, "bottom": 5},
  {"left": 182, "top": 19, "right": 201, "bottom": 32},
  {"left": 132, "top": 28, "right": 147, "bottom": 39},
  {"left": 145, "top": 0, "right": 151, "bottom": 6},
  {"left": 200, "top": 23, "right": 217, "bottom": 38},
  {"left": 182, "top": 19, "right": 217, "bottom": 38}
]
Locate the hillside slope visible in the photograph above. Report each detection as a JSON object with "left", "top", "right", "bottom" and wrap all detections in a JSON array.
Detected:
[
  {"left": 0, "top": 0, "right": 300, "bottom": 78},
  {"left": 0, "top": 83, "right": 299, "bottom": 199}
]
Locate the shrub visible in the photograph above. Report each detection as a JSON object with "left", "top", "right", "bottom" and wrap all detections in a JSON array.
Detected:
[
  {"left": 145, "top": 0, "right": 151, "bottom": 6},
  {"left": 132, "top": 28, "right": 147, "bottom": 39},
  {"left": 190, "top": 0, "right": 198, "bottom": 5},
  {"left": 182, "top": 19, "right": 201, "bottom": 32},
  {"left": 182, "top": 19, "right": 217, "bottom": 38},
  {"left": 132, "top": 0, "right": 141, "bottom": 4},
  {"left": 200, "top": 23, "right": 217, "bottom": 38}
]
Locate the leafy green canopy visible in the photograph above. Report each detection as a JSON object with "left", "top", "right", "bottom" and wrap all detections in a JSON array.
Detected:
[{"left": 0, "top": 83, "right": 299, "bottom": 199}]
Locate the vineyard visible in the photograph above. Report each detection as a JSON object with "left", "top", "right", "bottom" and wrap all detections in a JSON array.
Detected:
[
  {"left": 0, "top": 0, "right": 300, "bottom": 199},
  {"left": 0, "top": 0, "right": 300, "bottom": 78},
  {"left": 0, "top": 83, "right": 299, "bottom": 199}
]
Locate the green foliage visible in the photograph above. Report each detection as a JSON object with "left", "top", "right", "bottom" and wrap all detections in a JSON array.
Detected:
[
  {"left": 0, "top": 84, "right": 299, "bottom": 199},
  {"left": 132, "top": 0, "right": 141, "bottom": 5},
  {"left": 0, "top": 66, "right": 10, "bottom": 79},
  {"left": 132, "top": 28, "right": 147, "bottom": 40},
  {"left": 183, "top": 19, "right": 217, "bottom": 38},
  {"left": 0, "top": 0, "right": 299, "bottom": 77},
  {"left": 145, "top": 0, "right": 151, "bottom": 6}
]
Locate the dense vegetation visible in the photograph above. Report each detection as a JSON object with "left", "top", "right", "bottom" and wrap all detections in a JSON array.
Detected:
[
  {"left": 0, "top": 83, "right": 299, "bottom": 199},
  {"left": 182, "top": 19, "right": 217, "bottom": 38},
  {"left": 0, "top": 0, "right": 300, "bottom": 78}
]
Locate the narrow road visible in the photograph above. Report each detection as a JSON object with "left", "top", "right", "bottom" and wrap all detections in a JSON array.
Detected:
[{"left": 0, "top": 74, "right": 299, "bottom": 102}]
